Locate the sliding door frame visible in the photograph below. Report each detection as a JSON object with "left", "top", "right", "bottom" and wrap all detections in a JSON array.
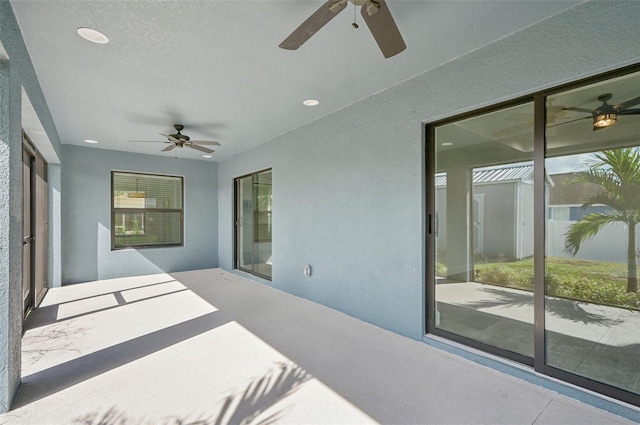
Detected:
[
  {"left": 22, "top": 132, "right": 48, "bottom": 318},
  {"left": 233, "top": 168, "right": 272, "bottom": 281},
  {"left": 425, "top": 95, "right": 535, "bottom": 368},
  {"left": 425, "top": 63, "right": 640, "bottom": 407}
]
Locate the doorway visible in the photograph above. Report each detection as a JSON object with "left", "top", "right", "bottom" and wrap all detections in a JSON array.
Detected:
[
  {"left": 426, "top": 66, "right": 640, "bottom": 406},
  {"left": 22, "top": 133, "right": 48, "bottom": 317},
  {"left": 234, "top": 169, "right": 272, "bottom": 280}
]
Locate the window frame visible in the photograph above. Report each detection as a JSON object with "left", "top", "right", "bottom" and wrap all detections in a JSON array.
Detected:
[{"left": 111, "top": 170, "right": 184, "bottom": 250}]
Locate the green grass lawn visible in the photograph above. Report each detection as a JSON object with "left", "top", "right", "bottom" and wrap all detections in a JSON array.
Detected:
[{"left": 462, "top": 257, "right": 639, "bottom": 310}]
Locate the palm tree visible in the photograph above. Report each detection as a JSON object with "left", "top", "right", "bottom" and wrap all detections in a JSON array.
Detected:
[{"left": 564, "top": 148, "right": 640, "bottom": 293}]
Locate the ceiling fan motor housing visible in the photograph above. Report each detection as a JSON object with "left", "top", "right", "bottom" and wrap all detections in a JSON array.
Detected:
[
  {"left": 170, "top": 133, "right": 190, "bottom": 141},
  {"left": 171, "top": 124, "right": 189, "bottom": 141}
]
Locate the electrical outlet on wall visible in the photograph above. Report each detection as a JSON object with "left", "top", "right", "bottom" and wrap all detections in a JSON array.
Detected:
[{"left": 304, "top": 265, "right": 312, "bottom": 277}]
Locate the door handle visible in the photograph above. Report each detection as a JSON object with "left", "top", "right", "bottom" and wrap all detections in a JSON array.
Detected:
[{"left": 23, "top": 236, "right": 32, "bottom": 245}]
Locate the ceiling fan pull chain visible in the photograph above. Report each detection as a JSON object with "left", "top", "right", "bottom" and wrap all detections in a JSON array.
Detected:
[{"left": 352, "top": 3, "right": 358, "bottom": 28}]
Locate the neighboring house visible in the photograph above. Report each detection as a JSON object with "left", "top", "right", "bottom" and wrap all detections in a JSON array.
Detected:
[
  {"left": 436, "top": 164, "right": 534, "bottom": 260},
  {"left": 547, "top": 172, "right": 635, "bottom": 263}
]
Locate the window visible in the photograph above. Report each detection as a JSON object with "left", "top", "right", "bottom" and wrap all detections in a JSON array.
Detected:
[
  {"left": 111, "top": 171, "right": 183, "bottom": 249},
  {"left": 568, "top": 205, "right": 612, "bottom": 221}
]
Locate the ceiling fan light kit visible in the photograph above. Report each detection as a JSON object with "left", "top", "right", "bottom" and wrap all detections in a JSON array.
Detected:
[
  {"left": 279, "top": 0, "right": 406, "bottom": 58},
  {"left": 593, "top": 113, "right": 617, "bottom": 129}
]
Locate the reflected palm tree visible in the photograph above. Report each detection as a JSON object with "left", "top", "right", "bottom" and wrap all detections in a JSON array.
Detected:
[
  {"left": 73, "top": 363, "right": 310, "bottom": 425},
  {"left": 565, "top": 148, "right": 640, "bottom": 293}
]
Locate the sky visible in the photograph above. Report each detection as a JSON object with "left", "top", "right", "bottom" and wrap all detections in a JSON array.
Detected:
[{"left": 545, "top": 153, "right": 594, "bottom": 174}]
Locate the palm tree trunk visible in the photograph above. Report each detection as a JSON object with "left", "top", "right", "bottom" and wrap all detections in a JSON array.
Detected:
[{"left": 627, "top": 221, "right": 638, "bottom": 293}]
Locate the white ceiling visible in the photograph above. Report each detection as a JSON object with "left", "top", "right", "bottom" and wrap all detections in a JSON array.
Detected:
[{"left": 11, "top": 0, "right": 582, "bottom": 162}]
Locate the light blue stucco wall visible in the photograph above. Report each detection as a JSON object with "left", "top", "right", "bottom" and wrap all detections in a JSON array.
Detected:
[
  {"left": 47, "top": 164, "right": 62, "bottom": 287},
  {"left": 218, "top": 1, "right": 640, "bottom": 340},
  {"left": 62, "top": 145, "right": 218, "bottom": 283},
  {"left": 0, "top": 1, "right": 63, "bottom": 412}
]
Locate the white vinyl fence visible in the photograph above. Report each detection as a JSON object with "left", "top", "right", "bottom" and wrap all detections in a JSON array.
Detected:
[{"left": 547, "top": 221, "right": 640, "bottom": 263}]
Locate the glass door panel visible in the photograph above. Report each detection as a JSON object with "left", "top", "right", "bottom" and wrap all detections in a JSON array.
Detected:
[
  {"left": 22, "top": 148, "right": 33, "bottom": 316},
  {"left": 433, "top": 102, "right": 534, "bottom": 357},
  {"left": 235, "top": 170, "right": 272, "bottom": 280},
  {"left": 254, "top": 170, "right": 272, "bottom": 278},
  {"left": 238, "top": 175, "right": 254, "bottom": 272},
  {"left": 545, "top": 71, "right": 640, "bottom": 395}
]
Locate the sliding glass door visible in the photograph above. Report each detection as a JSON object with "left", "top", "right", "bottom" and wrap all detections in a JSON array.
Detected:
[
  {"left": 235, "top": 169, "right": 272, "bottom": 280},
  {"left": 544, "top": 72, "right": 640, "bottom": 398},
  {"left": 427, "top": 66, "right": 640, "bottom": 405},
  {"left": 431, "top": 102, "right": 535, "bottom": 361}
]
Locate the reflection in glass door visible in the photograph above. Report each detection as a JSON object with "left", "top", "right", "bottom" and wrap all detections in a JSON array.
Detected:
[
  {"left": 235, "top": 169, "right": 272, "bottom": 280},
  {"left": 431, "top": 102, "right": 535, "bottom": 360},
  {"left": 545, "top": 72, "right": 640, "bottom": 399},
  {"left": 428, "top": 67, "right": 640, "bottom": 405}
]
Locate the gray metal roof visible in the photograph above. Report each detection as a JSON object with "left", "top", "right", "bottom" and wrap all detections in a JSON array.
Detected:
[{"left": 435, "top": 165, "right": 534, "bottom": 187}]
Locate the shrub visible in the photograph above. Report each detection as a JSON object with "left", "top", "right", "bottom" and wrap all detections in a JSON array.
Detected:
[
  {"left": 547, "top": 274, "right": 639, "bottom": 309},
  {"left": 476, "top": 259, "right": 640, "bottom": 310},
  {"left": 475, "top": 264, "right": 533, "bottom": 291},
  {"left": 436, "top": 262, "right": 447, "bottom": 276}
]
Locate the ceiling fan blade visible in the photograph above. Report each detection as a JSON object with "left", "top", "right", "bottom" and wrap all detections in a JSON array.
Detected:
[
  {"left": 614, "top": 96, "right": 640, "bottom": 110},
  {"left": 162, "top": 144, "right": 176, "bottom": 152},
  {"left": 187, "top": 144, "right": 214, "bottom": 154},
  {"left": 279, "top": 0, "right": 347, "bottom": 50},
  {"left": 562, "top": 107, "right": 595, "bottom": 114},
  {"left": 360, "top": 0, "right": 406, "bottom": 58},
  {"left": 188, "top": 140, "right": 221, "bottom": 146},
  {"left": 548, "top": 116, "right": 591, "bottom": 128},
  {"left": 129, "top": 140, "right": 168, "bottom": 143},
  {"left": 618, "top": 109, "right": 640, "bottom": 115}
]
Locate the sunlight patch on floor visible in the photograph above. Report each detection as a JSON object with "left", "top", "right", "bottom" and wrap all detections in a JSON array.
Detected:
[{"left": 13, "top": 273, "right": 376, "bottom": 425}]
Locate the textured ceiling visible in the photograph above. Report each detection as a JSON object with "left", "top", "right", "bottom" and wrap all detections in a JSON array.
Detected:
[{"left": 11, "top": 0, "right": 581, "bottom": 162}]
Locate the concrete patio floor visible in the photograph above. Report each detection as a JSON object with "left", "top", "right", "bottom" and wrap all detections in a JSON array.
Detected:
[{"left": 0, "top": 269, "right": 638, "bottom": 425}]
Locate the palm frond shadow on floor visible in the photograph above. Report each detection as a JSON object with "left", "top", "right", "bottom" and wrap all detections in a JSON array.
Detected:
[{"left": 72, "top": 362, "right": 311, "bottom": 425}]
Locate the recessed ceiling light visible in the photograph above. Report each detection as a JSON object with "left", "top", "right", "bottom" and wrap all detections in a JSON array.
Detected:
[
  {"left": 84, "top": 139, "right": 99, "bottom": 144},
  {"left": 441, "top": 142, "right": 453, "bottom": 146},
  {"left": 202, "top": 154, "right": 212, "bottom": 158},
  {"left": 77, "top": 27, "right": 109, "bottom": 44},
  {"left": 303, "top": 99, "right": 320, "bottom": 106}
]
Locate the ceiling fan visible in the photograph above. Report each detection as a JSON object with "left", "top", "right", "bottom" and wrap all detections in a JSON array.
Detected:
[
  {"left": 562, "top": 93, "right": 640, "bottom": 131},
  {"left": 130, "top": 124, "right": 221, "bottom": 154},
  {"left": 279, "top": 0, "right": 406, "bottom": 58}
]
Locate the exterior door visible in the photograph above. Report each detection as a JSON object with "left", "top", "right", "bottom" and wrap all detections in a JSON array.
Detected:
[
  {"left": 427, "top": 66, "right": 640, "bottom": 406},
  {"left": 235, "top": 170, "right": 272, "bottom": 280},
  {"left": 22, "top": 136, "right": 48, "bottom": 317}
]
